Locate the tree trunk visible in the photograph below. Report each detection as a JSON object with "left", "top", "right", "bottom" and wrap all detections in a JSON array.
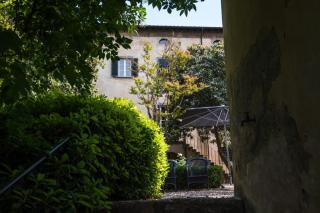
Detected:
[{"left": 213, "top": 127, "right": 229, "bottom": 168}]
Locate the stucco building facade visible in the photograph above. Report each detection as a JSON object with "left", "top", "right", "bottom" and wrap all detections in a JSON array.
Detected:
[
  {"left": 96, "top": 25, "right": 223, "bottom": 113},
  {"left": 95, "top": 25, "right": 227, "bottom": 170}
]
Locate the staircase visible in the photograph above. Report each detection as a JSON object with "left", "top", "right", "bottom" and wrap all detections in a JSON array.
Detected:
[
  {"left": 184, "top": 130, "right": 227, "bottom": 170},
  {"left": 185, "top": 130, "right": 209, "bottom": 158}
]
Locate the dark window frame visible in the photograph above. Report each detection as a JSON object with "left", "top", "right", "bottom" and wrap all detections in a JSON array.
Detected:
[
  {"left": 159, "top": 38, "right": 170, "bottom": 45},
  {"left": 111, "top": 57, "right": 138, "bottom": 78}
]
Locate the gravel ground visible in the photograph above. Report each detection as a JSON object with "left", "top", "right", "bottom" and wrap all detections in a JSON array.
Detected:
[{"left": 163, "top": 185, "right": 234, "bottom": 199}]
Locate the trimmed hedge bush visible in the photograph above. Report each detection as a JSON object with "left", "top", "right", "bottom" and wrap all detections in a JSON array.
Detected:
[{"left": 0, "top": 93, "right": 168, "bottom": 212}]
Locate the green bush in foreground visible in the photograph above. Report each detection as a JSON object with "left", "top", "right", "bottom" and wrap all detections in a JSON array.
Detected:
[{"left": 0, "top": 93, "right": 168, "bottom": 212}]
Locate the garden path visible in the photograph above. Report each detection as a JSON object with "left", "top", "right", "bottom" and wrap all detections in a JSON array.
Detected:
[{"left": 163, "top": 184, "right": 234, "bottom": 199}]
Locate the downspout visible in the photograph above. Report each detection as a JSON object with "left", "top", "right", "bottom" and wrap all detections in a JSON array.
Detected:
[{"left": 200, "top": 27, "right": 204, "bottom": 45}]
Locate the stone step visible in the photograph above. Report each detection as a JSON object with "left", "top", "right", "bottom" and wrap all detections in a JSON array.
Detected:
[
  {"left": 112, "top": 197, "right": 244, "bottom": 213},
  {"left": 186, "top": 143, "right": 204, "bottom": 156}
]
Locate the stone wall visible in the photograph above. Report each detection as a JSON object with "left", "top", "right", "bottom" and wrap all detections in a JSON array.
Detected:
[
  {"left": 112, "top": 198, "right": 244, "bottom": 213},
  {"left": 222, "top": 0, "right": 320, "bottom": 212}
]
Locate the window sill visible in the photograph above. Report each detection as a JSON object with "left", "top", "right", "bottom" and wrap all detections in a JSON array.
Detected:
[{"left": 112, "top": 76, "right": 134, "bottom": 79}]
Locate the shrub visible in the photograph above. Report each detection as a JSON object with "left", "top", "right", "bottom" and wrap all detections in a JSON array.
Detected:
[
  {"left": 208, "top": 165, "right": 224, "bottom": 188},
  {"left": 0, "top": 93, "right": 168, "bottom": 212},
  {"left": 175, "top": 160, "right": 187, "bottom": 189}
]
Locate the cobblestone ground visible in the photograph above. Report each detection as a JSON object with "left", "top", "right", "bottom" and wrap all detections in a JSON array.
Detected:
[{"left": 163, "top": 185, "right": 234, "bottom": 199}]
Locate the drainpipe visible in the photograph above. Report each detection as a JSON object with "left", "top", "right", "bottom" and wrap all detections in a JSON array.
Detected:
[{"left": 200, "top": 27, "right": 204, "bottom": 45}]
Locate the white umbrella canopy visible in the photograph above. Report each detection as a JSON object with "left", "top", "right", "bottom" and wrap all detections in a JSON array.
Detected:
[{"left": 180, "top": 106, "right": 229, "bottom": 128}]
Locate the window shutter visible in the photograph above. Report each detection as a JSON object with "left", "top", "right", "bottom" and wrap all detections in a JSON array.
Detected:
[
  {"left": 111, "top": 60, "right": 118, "bottom": 77},
  {"left": 131, "top": 58, "right": 138, "bottom": 77}
]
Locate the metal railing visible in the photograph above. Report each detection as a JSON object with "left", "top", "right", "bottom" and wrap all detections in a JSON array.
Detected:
[{"left": 0, "top": 137, "right": 71, "bottom": 196}]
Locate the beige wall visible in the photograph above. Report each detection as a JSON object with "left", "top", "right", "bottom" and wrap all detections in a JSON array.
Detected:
[
  {"left": 168, "top": 144, "right": 185, "bottom": 154},
  {"left": 222, "top": 0, "right": 320, "bottom": 212},
  {"left": 95, "top": 27, "right": 223, "bottom": 114}
]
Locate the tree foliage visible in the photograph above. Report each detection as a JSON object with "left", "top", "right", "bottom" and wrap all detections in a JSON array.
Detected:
[
  {"left": 130, "top": 43, "right": 206, "bottom": 143},
  {"left": 185, "top": 42, "right": 231, "bottom": 168},
  {"left": 0, "top": 0, "right": 203, "bottom": 104},
  {"left": 185, "top": 42, "right": 227, "bottom": 107}
]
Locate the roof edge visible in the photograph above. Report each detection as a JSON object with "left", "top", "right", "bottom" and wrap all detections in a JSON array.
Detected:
[{"left": 138, "top": 25, "right": 223, "bottom": 31}]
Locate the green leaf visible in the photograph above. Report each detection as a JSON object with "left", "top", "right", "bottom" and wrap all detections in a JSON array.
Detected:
[
  {"left": 77, "top": 160, "right": 85, "bottom": 169},
  {"left": 77, "top": 200, "right": 94, "bottom": 208},
  {"left": 61, "top": 153, "right": 69, "bottom": 162}
]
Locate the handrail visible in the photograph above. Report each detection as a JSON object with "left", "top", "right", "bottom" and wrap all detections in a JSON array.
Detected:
[{"left": 0, "top": 137, "right": 71, "bottom": 196}]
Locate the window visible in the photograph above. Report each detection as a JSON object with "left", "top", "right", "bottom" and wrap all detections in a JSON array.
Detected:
[
  {"left": 111, "top": 58, "right": 138, "bottom": 77},
  {"left": 118, "top": 59, "right": 131, "bottom": 77},
  {"left": 158, "top": 58, "right": 169, "bottom": 68},
  {"left": 159, "top": 38, "right": 169, "bottom": 45}
]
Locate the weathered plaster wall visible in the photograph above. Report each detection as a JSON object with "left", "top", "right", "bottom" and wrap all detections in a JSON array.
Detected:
[{"left": 222, "top": 0, "right": 320, "bottom": 212}]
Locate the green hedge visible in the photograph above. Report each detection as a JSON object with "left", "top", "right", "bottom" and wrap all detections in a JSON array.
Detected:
[{"left": 0, "top": 93, "right": 168, "bottom": 212}]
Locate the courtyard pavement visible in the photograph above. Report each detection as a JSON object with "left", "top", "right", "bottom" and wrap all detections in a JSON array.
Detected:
[{"left": 163, "top": 184, "right": 234, "bottom": 199}]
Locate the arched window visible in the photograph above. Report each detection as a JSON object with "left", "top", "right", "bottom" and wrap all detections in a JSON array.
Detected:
[{"left": 159, "top": 38, "right": 169, "bottom": 45}]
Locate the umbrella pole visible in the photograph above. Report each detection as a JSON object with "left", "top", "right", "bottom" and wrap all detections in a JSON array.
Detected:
[
  {"left": 224, "top": 123, "right": 233, "bottom": 184},
  {"left": 159, "top": 104, "right": 162, "bottom": 128}
]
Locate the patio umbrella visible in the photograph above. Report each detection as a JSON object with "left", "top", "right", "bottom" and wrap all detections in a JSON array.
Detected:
[
  {"left": 180, "top": 105, "right": 232, "bottom": 184},
  {"left": 180, "top": 105, "right": 229, "bottom": 128}
]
